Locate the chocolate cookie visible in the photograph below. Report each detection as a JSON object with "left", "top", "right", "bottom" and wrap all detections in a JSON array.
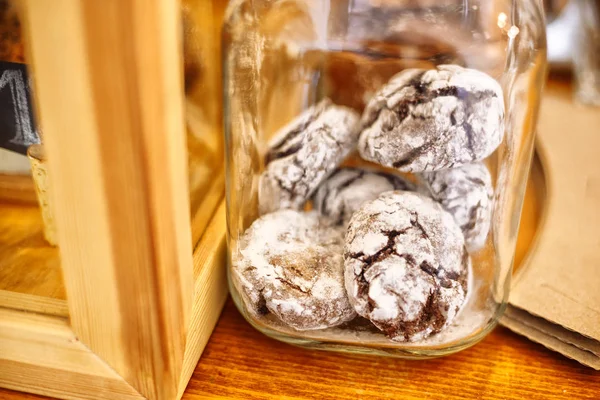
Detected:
[
  {"left": 233, "top": 210, "right": 356, "bottom": 330},
  {"left": 313, "top": 167, "right": 416, "bottom": 226},
  {"left": 344, "top": 191, "right": 469, "bottom": 342},
  {"left": 259, "top": 99, "right": 360, "bottom": 214},
  {"left": 421, "top": 162, "right": 493, "bottom": 252},
  {"left": 358, "top": 65, "right": 505, "bottom": 172}
]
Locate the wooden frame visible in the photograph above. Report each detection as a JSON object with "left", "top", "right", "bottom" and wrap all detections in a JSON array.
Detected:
[{"left": 0, "top": 1, "right": 228, "bottom": 399}]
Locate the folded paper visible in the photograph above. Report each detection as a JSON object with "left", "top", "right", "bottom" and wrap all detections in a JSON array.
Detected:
[{"left": 501, "top": 82, "right": 600, "bottom": 369}]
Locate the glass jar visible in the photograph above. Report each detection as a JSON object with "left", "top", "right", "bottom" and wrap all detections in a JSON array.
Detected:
[{"left": 224, "top": 0, "right": 546, "bottom": 357}]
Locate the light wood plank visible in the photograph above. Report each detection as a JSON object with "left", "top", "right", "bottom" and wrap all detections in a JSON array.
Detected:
[
  {"left": 0, "top": 308, "right": 143, "bottom": 400},
  {"left": 0, "top": 291, "right": 68, "bottom": 317},
  {"left": 190, "top": 169, "right": 224, "bottom": 247},
  {"left": 178, "top": 201, "right": 228, "bottom": 398},
  {"left": 23, "top": 1, "right": 193, "bottom": 399}
]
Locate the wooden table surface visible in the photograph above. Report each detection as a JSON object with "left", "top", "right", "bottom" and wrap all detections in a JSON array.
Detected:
[
  {"left": 0, "top": 297, "right": 599, "bottom": 400},
  {"left": 185, "top": 302, "right": 600, "bottom": 400},
  {"left": 1, "top": 82, "right": 599, "bottom": 399}
]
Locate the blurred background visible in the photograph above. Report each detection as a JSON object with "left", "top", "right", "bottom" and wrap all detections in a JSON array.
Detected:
[{"left": 545, "top": 0, "right": 600, "bottom": 104}]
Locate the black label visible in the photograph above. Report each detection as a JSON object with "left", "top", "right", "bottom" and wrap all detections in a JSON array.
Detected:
[{"left": 0, "top": 61, "right": 39, "bottom": 155}]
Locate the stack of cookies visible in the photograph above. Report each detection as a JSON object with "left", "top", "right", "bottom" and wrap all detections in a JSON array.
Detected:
[{"left": 233, "top": 65, "right": 504, "bottom": 342}]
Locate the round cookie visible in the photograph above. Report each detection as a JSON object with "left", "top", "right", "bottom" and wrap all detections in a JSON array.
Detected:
[
  {"left": 358, "top": 65, "right": 505, "bottom": 172},
  {"left": 344, "top": 191, "right": 469, "bottom": 342},
  {"left": 233, "top": 210, "right": 356, "bottom": 330},
  {"left": 259, "top": 99, "right": 360, "bottom": 214},
  {"left": 313, "top": 167, "right": 416, "bottom": 226},
  {"left": 420, "top": 162, "right": 493, "bottom": 252}
]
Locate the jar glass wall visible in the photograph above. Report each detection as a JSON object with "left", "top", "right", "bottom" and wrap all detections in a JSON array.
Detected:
[{"left": 224, "top": 0, "right": 546, "bottom": 357}]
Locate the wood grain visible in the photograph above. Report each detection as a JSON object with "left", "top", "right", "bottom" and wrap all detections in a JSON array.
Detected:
[
  {"left": 0, "top": 199, "right": 227, "bottom": 400},
  {"left": 191, "top": 169, "right": 225, "bottom": 247},
  {"left": 2, "top": 2, "right": 229, "bottom": 396},
  {"left": 0, "top": 199, "right": 64, "bottom": 300},
  {"left": 0, "top": 291, "right": 67, "bottom": 317},
  {"left": 178, "top": 202, "right": 228, "bottom": 398},
  {"left": 23, "top": 1, "right": 194, "bottom": 399},
  {"left": 0, "top": 308, "right": 143, "bottom": 400}
]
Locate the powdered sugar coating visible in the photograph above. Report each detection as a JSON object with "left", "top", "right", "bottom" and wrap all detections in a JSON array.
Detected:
[
  {"left": 358, "top": 65, "right": 505, "bottom": 172},
  {"left": 313, "top": 167, "right": 416, "bottom": 226},
  {"left": 421, "top": 162, "right": 493, "bottom": 252},
  {"left": 259, "top": 99, "right": 360, "bottom": 214},
  {"left": 344, "top": 191, "right": 469, "bottom": 342},
  {"left": 233, "top": 210, "right": 356, "bottom": 330}
]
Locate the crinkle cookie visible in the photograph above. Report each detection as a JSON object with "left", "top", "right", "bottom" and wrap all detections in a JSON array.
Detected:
[
  {"left": 259, "top": 99, "right": 360, "bottom": 214},
  {"left": 313, "top": 167, "right": 416, "bottom": 226},
  {"left": 358, "top": 65, "right": 505, "bottom": 172},
  {"left": 344, "top": 191, "right": 469, "bottom": 342},
  {"left": 420, "top": 162, "right": 493, "bottom": 252},
  {"left": 233, "top": 210, "right": 356, "bottom": 330}
]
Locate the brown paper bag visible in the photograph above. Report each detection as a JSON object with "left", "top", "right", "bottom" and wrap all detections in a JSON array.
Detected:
[{"left": 500, "top": 82, "right": 600, "bottom": 369}]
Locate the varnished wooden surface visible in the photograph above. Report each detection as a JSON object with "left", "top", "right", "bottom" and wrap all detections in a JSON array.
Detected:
[
  {"left": 188, "top": 304, "right": 600, "bottom": 400},
  {"left": 1, "top": 298, "right": 599, "bottom": 400}
]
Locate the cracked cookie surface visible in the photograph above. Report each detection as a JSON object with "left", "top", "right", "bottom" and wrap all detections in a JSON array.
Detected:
[
  {"left": 313, "top": 167, "right": 416, "bottom": 227},
  {"left": 259, "top": 99, "right": 360, "bottom": 214},
  {"left": 233, "top": 210, "right": 356, "bottom": 330},
  {"left": 344, "top": 191, "right": 469, "bottom": 342},
  {"left": 421, "top": 162, "right": 493, "bottom": 252},
  {"left": 358, "top": 65, "right": 504, "bottom": 172}
]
